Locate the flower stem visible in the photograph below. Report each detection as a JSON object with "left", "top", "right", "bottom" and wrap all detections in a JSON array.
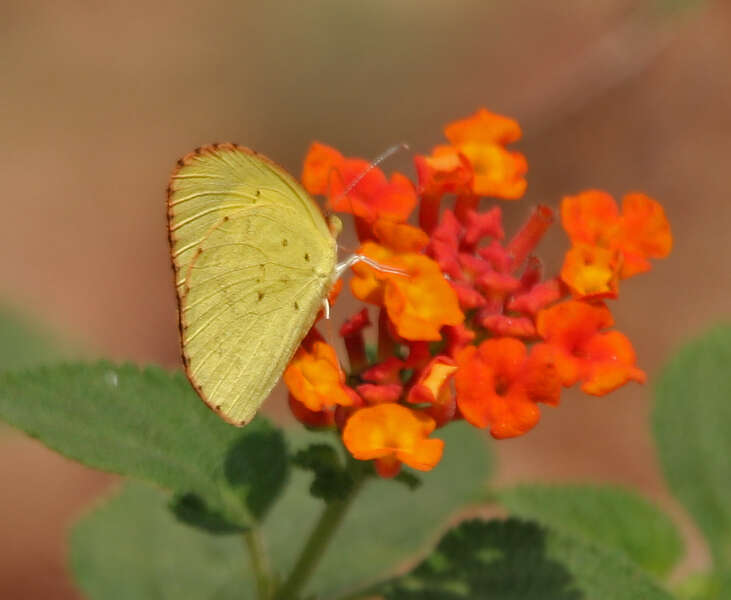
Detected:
[
  {"left": 275, "top": 474, "right": 366, "bottom": 600},
  {"left": 244, "top": 528, "right": 271, "bottom": 599}
]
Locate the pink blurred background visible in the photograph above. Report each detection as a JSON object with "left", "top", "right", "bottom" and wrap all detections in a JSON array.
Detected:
[{"left": 1, "top": 0, "right": 729, "bottom": 596}]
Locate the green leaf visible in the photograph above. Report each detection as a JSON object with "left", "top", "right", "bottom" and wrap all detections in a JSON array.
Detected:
[
  {"left": 372, "top": 518, "right": 674, "bottom": 599},
  {"left": 0, "top": 362, "right": 288, "bottom": 528},
  {"left": 498, "top": 484, "right": 683, "bottom": 577},
  {"left": 654, "top": 325, "right": 731, "bottom": 569},
  {"left": 674, "top": 571, "right": 729, "bottom": 600},
  {"left": 169, "top": 493, "right": 245, "bottom": 534},
  {"left": 70, "top": 482, "right": 252, "bottom": 600},
  {"left": 264, "top": 420, "right": 493, "bottom": 598},
  {"left": 292, "top": 442, "right": 355, "bottom": 502}
]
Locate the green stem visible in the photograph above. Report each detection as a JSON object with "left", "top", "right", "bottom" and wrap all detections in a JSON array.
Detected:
[
  {"left": 244, "top": 528, "right": 271, "bottom": 599},
  {"left": 275, "top": 475, "right": 366, "bottom": 600}
]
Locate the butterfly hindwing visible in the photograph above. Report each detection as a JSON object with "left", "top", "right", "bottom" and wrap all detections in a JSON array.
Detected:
[{"left": 168, "top": 144, "right": 337, "bottom": 425}]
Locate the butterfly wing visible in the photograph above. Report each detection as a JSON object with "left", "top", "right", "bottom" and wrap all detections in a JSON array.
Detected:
[{"left": 168, "top": 144, "right": 337, "bottom": 425}]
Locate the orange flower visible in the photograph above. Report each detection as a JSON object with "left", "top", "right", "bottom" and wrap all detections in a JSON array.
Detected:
[
  {"left": 561, "top": 190, "right": 672, "bottom": 280},
  {"left": 302, "top": 142, "right": 416, "bottom": 223},
  {"left": 455, "top": 338, "right": 560, "bottom": 439},
  {"left": 561, "top": 244, "right": 621, "bottom": 299},
  {"left": 350, "top": 242, "right": 464, "bottom": 341},
  {"left": 414, "top": 145, "right": 474, "bottom": 198},
  {"left": 616, "top": 192, "right": 673, "bottom": 277},
  {"left": 407, "top": 356, "right": 458, "bottom": 426},
  {"left": 372, "top": 219, "right": 429, "bottom": 253},
  {"left": 342, "top": 403, "right": 444, "bottom": 477},
  {"left": 443, "top": 108, "right": 527, "bottom": 199},
  {"left": 535, "top": 300, "right": 646, "bottom": 395},
  {"left": 283, "top": 338, "right": 355, "bottom": 412},
  {"left": 408, "top": 356, "right": 457, "bottom": 403}
]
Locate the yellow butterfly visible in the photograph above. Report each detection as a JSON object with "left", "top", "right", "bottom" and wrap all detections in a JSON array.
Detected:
[{"left": 167, "top": 144, "right": 344, "bottom": 426}]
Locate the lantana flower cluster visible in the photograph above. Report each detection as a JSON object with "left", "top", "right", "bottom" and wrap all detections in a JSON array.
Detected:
[{"left": 284, "top": 108, "right": 672, "bottom": 479}]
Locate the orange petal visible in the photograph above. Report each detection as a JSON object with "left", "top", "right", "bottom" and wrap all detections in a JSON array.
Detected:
[
  {"left": 455, "top": 338, "right": 542, "bottom": 438},
  {"left": 301, "top": 142, "right": 345, "bottom": 195},
  {"left": 535, "top": 300, "right": 614, "bottom": 387},
  {"left": 459, "top": 143, "right": 527, "bottom": 199},
  {"left": 536, "top": 299, "right": 613, "bottom": 343},
  {"left": 407, "top": 356, "right": 458, "bottom": 406},
  {"left": 384, "top": 269, "right": 464, "bottom": 341},
  {"left": 342, "top": 404, "right": 444, "bottom": 472},
  {"left": 616, "top": 193, "right": 672, "bottom": 278},
  {"left": 522, "top": 344, "right": 561, "bottom": 407},
  {"left": 561, "top": 190, "right": 620, "bottom": 246},
  {"left": 445, "top": 108, "right": 522, "bottom": 146},
  {"left": 372, "top": 220, "right": 430, "bottom": 253},
  {"left": 414, "top": 145, "right": 474, "bottom": 198},
  {"left": 581, "top": 331, "right": 646, "bottom": 395},
  {"left": 349, "top": 242, "right": 393, "bottom": 305},
  {"left": 283, "top": 340, "right": 354, "bottom": 412},
  {"left": 368, "top": 172, "right": 418, "bottom": 223},
  {"left": 351, "top": 243, "right": 464, "bottom": 340},
  {"left": 561, "top": 244, "right": 621, "bottom": 299}
]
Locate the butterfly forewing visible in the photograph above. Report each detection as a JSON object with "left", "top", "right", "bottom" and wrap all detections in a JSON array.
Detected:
[{"left": 168, "top": 144, "right": 337, "bottom": 425}]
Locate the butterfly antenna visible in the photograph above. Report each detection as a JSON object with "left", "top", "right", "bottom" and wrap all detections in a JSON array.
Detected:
[{"left": 335, "top": 142, "right": 411, "bottom": 202}]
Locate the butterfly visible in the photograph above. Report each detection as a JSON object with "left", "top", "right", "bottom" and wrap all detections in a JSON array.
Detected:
[{"left": 167, "top": 144, "right": 343, "bottom": 426}]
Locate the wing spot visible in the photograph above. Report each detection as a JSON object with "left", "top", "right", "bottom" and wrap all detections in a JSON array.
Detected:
[
  {"left": 177, "top": 158, "right": 184, "bottom": 167},
  {"left": 194, "top": 146, "right": 202, "bottom": 155},
  {"left": 256, "top": 190, "right": 261, "bottom": 196},
  {"left": 304, "top": 252, "right": 310, "bottom": 262},
  {"left": 294, "top": 301, "right": 299, "bottom": 310},
  {"left": 223, "top": 215, "right": 230, "bottom": 222},
  {"left": 215, "top": 404, "right": 222, "bottom": 410},
  {"left": 257, "top": 291, "right": 264, "bottom": 301},
  {"left": 282, "top": 239, "right": 288, "bottom": 247}
]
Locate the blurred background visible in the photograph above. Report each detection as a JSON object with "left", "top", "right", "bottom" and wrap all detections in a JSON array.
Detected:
[{"left": 1, "top": 0, "right": 729, "bottom": 597}]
